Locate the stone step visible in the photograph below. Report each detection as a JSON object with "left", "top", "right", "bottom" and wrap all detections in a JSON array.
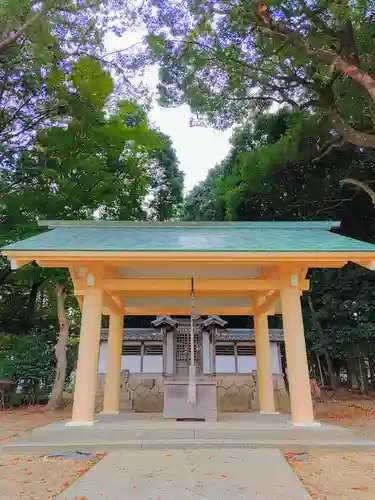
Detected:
[
  {"left": 31, "top": 426, "right": 351, "bottom": 441},
  {"left": 2, "top": 437, "right": 375, "bottom": 455}
]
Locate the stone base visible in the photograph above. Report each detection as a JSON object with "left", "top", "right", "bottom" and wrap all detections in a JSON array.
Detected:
[
  {"left": 3, "top": 413, "right": 374, "bottom": 455},
  {"left": 291, "top": 421, "right": 322, "bottom": 428},
  {"left": 65, "top": 420, "right": 97, "bottom": 427},
  {"left": 100, "top": 411, "right": 120, "bottom": 415},
  {"left": 260, "top": 411, "right": 280, "bottom": 415},
  {"left": 95, "top": 373, "right": 290, "bottom": 414}
]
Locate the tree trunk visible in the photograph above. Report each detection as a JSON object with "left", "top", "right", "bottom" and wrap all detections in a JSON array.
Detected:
[
  {"left": 307, "top": 294, "right": 337, "bottom": 388},
  {"left": 347, "top": 357, "right": 359, "bottom": 389},
  {"left": 316, "top": 355, "right": 324, "bottom": 386},
  {"left": 369, "top": 356, "right": 375, "bottom": 387},
  {"left": 358, "top": 356, "right": 369, "bottom": 393},
  {"left": 0, "top": 265, "right": 12, "bottom": 286},
  {"left": 47, "top": 284, "right": 69, "bottom": 410},
  {"left": 26, "top": 278, "right": 44, "bottom": 324}
]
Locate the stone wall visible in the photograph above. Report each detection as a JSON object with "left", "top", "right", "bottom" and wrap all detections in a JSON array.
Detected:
[
  {"left": 216, "top": 374, "right": 289, "bottom": 412},
  {"left": 96, "top": 373, "right": 290, "bottom": 413},
  {"left": 97, "top": 374, "right": 164, "bottom": 412}
]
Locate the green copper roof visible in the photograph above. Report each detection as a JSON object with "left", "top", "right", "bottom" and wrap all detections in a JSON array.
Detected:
[{"left": 3, "top": 221, "right": 375, "bottom": 253}]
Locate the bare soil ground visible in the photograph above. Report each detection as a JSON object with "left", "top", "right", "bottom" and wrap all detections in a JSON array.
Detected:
[
  {"left": 286, "top": 394, "right": 375, "bottom": 500},
  {"left": 0, "top": 405, "right": 103, "bottom": 499}
]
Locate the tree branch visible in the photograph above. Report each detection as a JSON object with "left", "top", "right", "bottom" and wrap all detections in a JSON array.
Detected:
[
  {"left": 0, "top": 7, "right": 49, "bottom": 54},
  {"left": 255, "top": 4, "right": 375, "bottom": 104},
  {"left": 340, "top": 178, "right": 375, "bottom": 206},
  {"left": 312, "top": 135, "right": 346, "bottom": 163},
  {"left": 326, "top": 107, "right": 375, "bottom": 148}
]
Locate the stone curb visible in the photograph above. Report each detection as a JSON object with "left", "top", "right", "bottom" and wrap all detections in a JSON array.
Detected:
[{"left": 2, "top": 438, "right": 375, "bottom": 455}]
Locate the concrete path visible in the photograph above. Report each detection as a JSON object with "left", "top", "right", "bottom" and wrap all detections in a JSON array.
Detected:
[{"left": 56, "top": 449, "right": 311, "bottom": 500}]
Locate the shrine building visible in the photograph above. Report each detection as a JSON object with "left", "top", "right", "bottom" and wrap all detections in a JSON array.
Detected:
[{"left": 3, "top": 220, "right": 375, "bottom": 426}]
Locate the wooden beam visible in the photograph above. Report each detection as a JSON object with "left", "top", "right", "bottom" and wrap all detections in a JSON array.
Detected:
[
  {"left": 122, "top": 306, "right": 254, "bottom": 316},
  {"left": 74, "top": 278, "right": 310, "bottom": 296},
  {"left": 253, "top": 290, "right": 279, "bottom": 316},
  {"left": 260, "top": 267, "right": 280, "bottom": 279},
  {"left": 9, "top": 259, "right": 32, "bottom": 269},
  {"left": 2, "top": 249, "right": 365, "bottom": 266},
  {"left": 94, "top": 278, "right": 311, "bottom": 292},
  {"left": 104, "top": 291, "right": 124, "bottom": 316},
  {"left": 75, "top": 290, "right": 124, "bottom": 316}
]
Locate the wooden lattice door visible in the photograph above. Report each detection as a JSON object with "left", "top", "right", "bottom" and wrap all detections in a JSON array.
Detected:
[{"left": 175, "top": 320, "right": 202, "bottom": 376}]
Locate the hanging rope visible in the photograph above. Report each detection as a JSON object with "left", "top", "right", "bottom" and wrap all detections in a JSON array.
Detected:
[{"left": 187, "top": 277, "right": 197, "bottom": 405}]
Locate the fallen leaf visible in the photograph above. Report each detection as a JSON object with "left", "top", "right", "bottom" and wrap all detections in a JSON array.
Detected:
[
  {"left": 10, "top": 478, "right": 17, "bottom": 481},
  {"left": 77, "top": 468, "right": 89, "bottom": 474},
  {"left": 208, "top": 456, "right": 214, "bottom": 460},
  {"left": 352, "top": 486, "right": 369, "bottom": 491},
  {"left": 220, "top": 474, "right": 227, "bottom": 479},
  {"left": 166, "top": 453, "right": 173, "bottom": 457},
  {"left": 133, "top": 484, "right": 137, "bottom": 488},
  {"left": 27, "top": 472, "right": 33, "bottom": 475}
]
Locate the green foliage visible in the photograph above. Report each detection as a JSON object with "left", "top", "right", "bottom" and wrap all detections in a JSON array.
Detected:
[
  {"left": 148, "top": 132, "right": 185, "bottom": 221},
  {"left": 138, "top": 0, "right": 375, "bottom": 149},
  {"left": 306, "top": 265, "right": 375, "bottom": 359},
  {"left": 0, "top": 0, "right": 184, "bottom": 402},
  {"left": 0, "top": 333, "right": 55, "bottom": 386},
  {"left": 183, "top": 165, "right": 226, "bottom": 221},
  {"left": 0, "top": 0, "right": 134, "bottom": 163},
  {"left": 3, "top": 57, "right": 161, "bottom": 222},
  {"left": 183, "top": 106, "right": 375, "bottom": 376},
  {"left": 0, "top": 332, "right": 78, "bottom": 393}
]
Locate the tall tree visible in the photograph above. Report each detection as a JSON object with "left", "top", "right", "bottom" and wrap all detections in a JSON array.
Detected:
[
  {"left": 0, "top": 56, "right": 164, "bottom": 408},
  {"left": 6, "top": 57, "right": 159, "bottom": 223},
  {"left": 136, "top": 0, "right": 375, "bottom": 155},
  {"left": 183, "top": 164, "right": 226, "bottom": 221},
  {"left": 148, "top": 132, "right": 184, "bottom": 221},
  {"left": 0, "top": 0, "right": 133, "bottom": 163},
  {"left": 183, "top": 108, "right": 375, "bottom": 388}
]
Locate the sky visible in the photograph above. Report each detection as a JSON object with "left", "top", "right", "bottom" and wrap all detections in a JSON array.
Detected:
[{"left": 105, "top": 31, "right": 232, "bottom": 193}]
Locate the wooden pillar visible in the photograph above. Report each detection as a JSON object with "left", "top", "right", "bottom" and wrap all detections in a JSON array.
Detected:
[
  {"left": 212, "top": 327, "right": 217, "bottom": 376},
  {"left": 102, "top": 312, "right": 124, "bottom": 414},
  {"left": 254, "top": 311, "right": 276, "bottom": 413},
  {"left": 280, "top": 286, "right": 317, "bottom": 425},
  {"left": 68, "top": 287, "right": 103, "bottom": 425},
  {"left": 162, "top": 327, "right": 167, "bottom": 376}
]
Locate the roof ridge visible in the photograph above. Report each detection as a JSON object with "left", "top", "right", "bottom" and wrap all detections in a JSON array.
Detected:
[{"left": 38, "top": 220, "right": 340, "bottom": 229}]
